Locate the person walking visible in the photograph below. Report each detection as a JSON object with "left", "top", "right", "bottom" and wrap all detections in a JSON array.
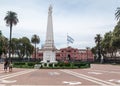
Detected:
[
  {"left": 4, "top": 60, "right": 8, "bottom": 73},
  {"left": 9, "top": 61, "right": 13, "bottom": 72}
]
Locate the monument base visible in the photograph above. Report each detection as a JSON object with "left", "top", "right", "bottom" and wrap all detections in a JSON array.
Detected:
[{"left": 41, "top": 50, "right": 57, "bottom": 63}]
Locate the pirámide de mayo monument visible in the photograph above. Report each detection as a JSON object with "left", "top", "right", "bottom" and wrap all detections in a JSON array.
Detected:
[{"left": 41, "top": 5, "right": 57, "bottom": 66}]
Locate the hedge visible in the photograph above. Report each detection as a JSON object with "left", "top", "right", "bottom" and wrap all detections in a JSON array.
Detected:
[{"left": 13, "top": 62, "right": 91, "bottom": 69}]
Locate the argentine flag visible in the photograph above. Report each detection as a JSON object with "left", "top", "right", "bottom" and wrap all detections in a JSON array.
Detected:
[{"left": 67, "top": 35, "right": 74, "bottom": 44}]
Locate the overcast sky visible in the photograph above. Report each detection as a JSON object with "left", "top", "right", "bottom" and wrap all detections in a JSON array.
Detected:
[{"left": 0, "top": 0, "right": 119, "bottom": 49}]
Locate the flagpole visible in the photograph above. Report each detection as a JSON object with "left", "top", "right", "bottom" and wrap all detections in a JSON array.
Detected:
[
  {"left": 66, "top": 33, "right": 68, "bottom": 62},
  {"left": 67, "top": 33, "right": 68, "bottom": 47}
]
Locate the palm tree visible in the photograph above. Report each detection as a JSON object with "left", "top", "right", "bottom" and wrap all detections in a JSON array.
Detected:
[
  {"left": 115, "top": 7, "right": 120, "bottom": 21},
  {"left": 95, "top": 34, "right": 102, "bottom": 62},
  {"left": 4, "top": 11, "right": 19, "bottom": 60},
  {"left": 31, "top": 34, "right": 40, "bottom": 58}
]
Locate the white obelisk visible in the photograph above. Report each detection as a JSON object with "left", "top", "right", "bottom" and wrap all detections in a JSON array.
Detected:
[{"left": 41, "top": 5, "right": 57, "bottom": 63}]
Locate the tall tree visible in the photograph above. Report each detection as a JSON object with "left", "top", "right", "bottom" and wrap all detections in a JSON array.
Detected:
[
  {"left": 115, "top": 7, "right": 120, "bottom": 21},
  {"left": 111, "top": 21, "right": 120, "bottom": 57},
  {"left": 94, "top": 34, "right": 102, "bottom": 62},
  {"left": 11, "top": 38, "right": 19, "bottom": 57},
  {"left": 0, "top": 30, "right": 3, "bottom": 58},
  {"left": 0, "top": 31, "right": 8, "bottom": 59},
  {"left": 4, "top": 11, "right": 19, "bottom": 60},
  {"left": 112, "top": 21, "right": 120, "bottom": 48},
  {"left": 9, "top": 37, "right": 34, "bottom": 58},
  {"left": 31, "top": 34, "right": 40, "bottom": 58},
  {"left": 101, "top": 31, "right": 113, "bottom": 57},
  {"left": 17, "top": 37, "right": 31, "bottom": 58}
]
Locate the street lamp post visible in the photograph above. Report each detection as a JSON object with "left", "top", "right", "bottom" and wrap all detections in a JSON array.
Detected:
[{"left": 86, "top": 47, "right": 90, "bottom": 62}]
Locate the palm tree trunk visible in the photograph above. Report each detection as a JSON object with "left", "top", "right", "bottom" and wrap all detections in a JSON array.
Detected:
[
  {"left": 9, "top": 23, "right": 12, "bottom": 61},
  {"left": 35, "top": 43, "right": 36, "bottom": 59}
]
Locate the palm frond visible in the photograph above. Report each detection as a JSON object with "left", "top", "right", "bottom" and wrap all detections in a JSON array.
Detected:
[
  {"left": 115, "top": 7, "right": 120, "bottom": 21},
  {"left": 4, "top": 11, "right": 19, "bottom": 26}
]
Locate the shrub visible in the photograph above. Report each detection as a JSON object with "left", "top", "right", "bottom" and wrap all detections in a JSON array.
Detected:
[
  {"left": 13, "top": 62, "right": 90, "bottom": 69},
  {"left": 14, "top": 62, "right": 25, "bottom": 65},
  {"left": 58, "top": 62, "right": 64, "bottom": 67},
  {"left": 73, "top": 62, "right": 90, "bottom": 68},
  {"left": 49, "top": 63, "right": 53, "bottom": 67},
  {"left": 64, "top": 62, "right": 71, "bottom": 67},
  {"left": 27, "top": 62, "right": 36, "bottom": 66}
]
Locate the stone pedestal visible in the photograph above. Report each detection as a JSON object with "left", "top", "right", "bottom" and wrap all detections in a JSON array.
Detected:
[{"left": 41, "top": 50, "right": 56, "bottom": 63}]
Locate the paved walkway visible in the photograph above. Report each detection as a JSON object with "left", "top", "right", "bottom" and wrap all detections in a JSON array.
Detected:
[{"left": 0, "top": 64, "right": 120, "bottom": 86}]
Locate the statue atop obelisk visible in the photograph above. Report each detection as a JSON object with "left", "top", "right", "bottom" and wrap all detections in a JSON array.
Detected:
[{"left": 41, "top": 5, "right": 57, "bottom": 63}]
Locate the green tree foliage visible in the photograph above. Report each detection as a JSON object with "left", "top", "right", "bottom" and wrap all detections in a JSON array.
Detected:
[
  {"left": 94, "top": 34, "right": 102, "bottom": 62},
  {"left": 0, "top": 30, "right": 8, "bottom": 58},
  {"left": 17, "top": 37, "right": 34, "bottom": 58},
  {"left": 0, "top": 32, "right": 34, "bottom": 59},
  {"left": 93, "top": 20, "right": 120, "bottom": 60},
  {"left": 106, "top": 21, "right": 120, "bottom": 61},
  {"left": 91, "top": 47, "right": 97, "bottom": 60},
  {"left": 101, "top": 32, "right": 112, "bottom": 55},
  {"left": 111, "top": 21, "right": 120, "bottom": 52},
  {"left": 101, "top": 31, "right": 117, "bottom": 58},
  {"left": 114, "top": 7, "right": 120, "bottom": 52},
  {"left": 93, "top": 14, "right": 120, "bottom": 62},
  {"left": 11, "top": 38, "right": 19, "bottom": 56},
  {"left": 10, "top": 37, "right": 34, "bottom": 58},
  {"left": 0, "top": 31, "right": 3, "bottom": 58},
  {"left": 31, "top": 34, "right": 40, "bottom": 58}
]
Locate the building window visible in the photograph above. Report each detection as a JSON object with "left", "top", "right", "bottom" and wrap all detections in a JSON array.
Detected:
[{"left": 68, "top": 50, "right": 71, "bottom": 52}]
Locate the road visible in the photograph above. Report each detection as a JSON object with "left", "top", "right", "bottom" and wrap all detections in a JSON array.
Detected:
[{"left": 0, "top": 64, "right": 120, "bottom": 86}]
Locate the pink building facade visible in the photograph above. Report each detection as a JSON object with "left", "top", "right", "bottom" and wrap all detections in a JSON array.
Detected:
[{"left": 33, "top": 46, "right": 94, "bottom": 62}]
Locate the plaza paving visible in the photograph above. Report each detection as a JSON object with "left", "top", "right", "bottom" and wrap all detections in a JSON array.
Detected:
[{"left": 0, "top": 64, "right": 120, "bottom": 86}]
